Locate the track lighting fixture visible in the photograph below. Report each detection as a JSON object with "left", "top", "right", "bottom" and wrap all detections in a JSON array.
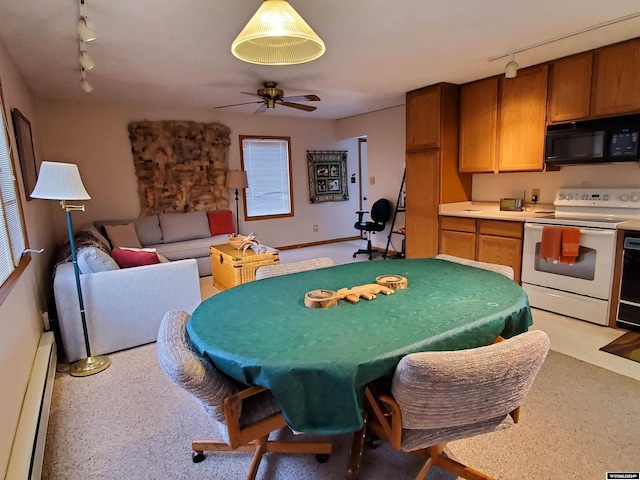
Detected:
[
  {"left": 78, "top": 42, "right": 95, "bottom": 70},
  {"left": 77, "top": 0, "right": 98, "bottom": 42},
  {"left": 504, "top": 53, "right": 518, "bottom": 79},
  {"left": 80, "top": 69, "right": 93, "bottom": 93}
]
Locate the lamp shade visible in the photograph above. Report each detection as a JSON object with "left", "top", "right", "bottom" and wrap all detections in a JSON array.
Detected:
[
  {"left": 225, "top": 170, "right": 249, "bottom": 189},
  {"left": 232, "top": 0, "right": 325, "bottom": 65},
  {"left": 31, "top": 161, "right": 91, "bottom": 201}
]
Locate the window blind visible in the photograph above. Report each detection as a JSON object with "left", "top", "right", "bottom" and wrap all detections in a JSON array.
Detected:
[
  {"left": 0, "top": 102, "right": 26, "bottom": 285},
  {"left": 241, "top": 138, "right": 292, "bottom": 217}
]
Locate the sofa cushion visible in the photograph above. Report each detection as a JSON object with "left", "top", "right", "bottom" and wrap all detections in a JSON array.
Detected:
[
  {"left": 112, "top": 247, "right": 160, "bottom": 268},
  {"left": 207, "top": 210, "right": 236, "bottom": 235},
  {"left": 159, "top": 211, "right": 210, "bottom": 243},
  {"left": 105, "top": 224, "right": 142, "bottom": 248},
  {"left": 77, "top": 247, "right": 120, "bottom": 274},
  {"left": 135, "top": 215, "right": 163, "bottom": 246}
]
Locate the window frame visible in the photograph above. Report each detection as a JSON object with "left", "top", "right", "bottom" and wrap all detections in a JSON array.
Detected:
[
  {"left": 239, "top": 135, "right": 295, "bottom": 222},
  {"left": 0, "top": 81, "right": 31, "bottom": 306}
]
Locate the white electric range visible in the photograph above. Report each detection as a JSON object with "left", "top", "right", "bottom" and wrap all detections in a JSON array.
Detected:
[{"left": 521, "top": 188, "right": 640, "bottom": 326}]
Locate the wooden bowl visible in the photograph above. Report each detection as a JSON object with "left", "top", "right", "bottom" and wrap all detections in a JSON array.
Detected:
[{"left": 228, "top": 236, "right": 244, "bottom": 249}]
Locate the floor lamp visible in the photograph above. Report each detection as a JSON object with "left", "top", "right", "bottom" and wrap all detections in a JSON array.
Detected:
[
  {"left": 31, "top": 161, "right": 111, "bottom": 377},
  {"left": 225, "top": 170, "right": 248, "bottom": 234}
]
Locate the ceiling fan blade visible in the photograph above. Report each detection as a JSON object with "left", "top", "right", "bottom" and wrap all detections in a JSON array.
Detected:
[
  {"left": 254, "top": 103, "right": 268, "bottom": 113},
  {"left": 281, "top": 94, "right": 320, "bottom": 102},
  {"left": 278, "top": 101, "right": 317, "bottom": 112},
  {"left": 213, "top": 100, "right": 264, "bottom": 109},
  {"left": 241, "top": 92, "right": 264, "bottom": 98}
]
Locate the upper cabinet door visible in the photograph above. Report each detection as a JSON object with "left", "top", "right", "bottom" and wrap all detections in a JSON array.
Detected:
[
  {"left": 459, "top": 77, "right": 498, "bottom": 173},
  {"left": 498, "top": 64, "right": 548, "bottom": 172},
  {"left": 406, "top": 85, "right": 441, "bottom": 150},
  {"left": 547, "top": 52, "right": 593, "bottom": 123},
  {"left": 592, "top": 39, "right": 640, "bottom": 117}
]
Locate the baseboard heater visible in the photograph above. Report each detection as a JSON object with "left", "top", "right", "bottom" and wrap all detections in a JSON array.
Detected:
[{"left": 6, "top": 332, "right": 57, "bottom": 480}]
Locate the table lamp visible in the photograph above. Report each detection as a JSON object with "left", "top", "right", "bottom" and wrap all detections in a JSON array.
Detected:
[
  {"left": 31, "top": 161, "right": 111, "bottom": 376},
  {"left": 225, "top": 170, "right": 248, "bottom": 234}
]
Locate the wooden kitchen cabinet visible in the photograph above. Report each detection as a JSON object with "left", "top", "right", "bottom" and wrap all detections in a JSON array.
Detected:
[
  {"left": 547, "top": 52, "right": 593, "bottom": 123},
  {"left": 439, "top": 216, "right": 523, "bottom": 283},
  {"left": 591, "top": 39, "right": 640, "bottom": 117},
  {"left": 498, "top": 64, "right": 548, "bottom": 172},
  {"left": 439, "top": 217, "right": 476, "bottom": 259},
  {"left": 406, "top": 85, "right": 442, "bottom": 150},
  {"left": 405, "top": 83, "right": 472, "bottom": 259},
  {"left": 459, "top": 77, "right": 499, "bottom": 173},
  {"left": 477, "top": 220, "right": 523, "bottom": 283}
]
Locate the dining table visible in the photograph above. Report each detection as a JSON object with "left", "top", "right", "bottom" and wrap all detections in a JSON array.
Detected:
[{"left": 187, "top": 257, "right": 533, "bottom": 437}]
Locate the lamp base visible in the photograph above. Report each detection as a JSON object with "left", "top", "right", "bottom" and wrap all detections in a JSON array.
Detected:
[{"left": 70, "top": 355, "right": 111, "bottom": 377}]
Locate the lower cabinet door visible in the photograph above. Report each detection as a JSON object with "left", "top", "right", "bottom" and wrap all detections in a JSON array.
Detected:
[
  {"left": 440, "top": 230, "right": 476, "bottom": 260},
  {"left": 477, "top": 234, "right": 522, "bottom": 283}
]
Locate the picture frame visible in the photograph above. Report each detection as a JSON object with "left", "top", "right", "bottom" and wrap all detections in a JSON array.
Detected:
[
  {"left": 11, "top": 109, "right": 38, "bottom": 201},
  {"left": 307, "top": 150, "right": 348, "bottom": 203}
]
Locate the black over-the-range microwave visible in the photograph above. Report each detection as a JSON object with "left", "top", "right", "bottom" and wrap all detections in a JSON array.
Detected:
[{"left": 544, "top": 114, "right": 640, "bottom": 166}]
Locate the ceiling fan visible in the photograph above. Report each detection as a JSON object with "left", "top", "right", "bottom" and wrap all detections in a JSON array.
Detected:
[{"left": 213, "top": 81, "right": 320, "bottom": 113}]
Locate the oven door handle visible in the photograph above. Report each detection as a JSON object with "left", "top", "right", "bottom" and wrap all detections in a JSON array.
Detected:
[{"left": 524, "top": 224, "right": 616, "bottom": 236}]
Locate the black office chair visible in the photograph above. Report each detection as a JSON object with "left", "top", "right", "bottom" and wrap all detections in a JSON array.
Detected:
[{"left": 353, "top": 198, "right": 392, "bottom": 260}]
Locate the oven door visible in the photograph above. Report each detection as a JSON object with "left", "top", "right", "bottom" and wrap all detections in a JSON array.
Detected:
[{"left": 521, "top": 223, "right": 616, "bottom": 299}]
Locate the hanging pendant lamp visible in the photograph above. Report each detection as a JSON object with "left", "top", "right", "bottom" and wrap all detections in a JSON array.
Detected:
[{"left": 232, "top": 0, "right": 326, "bottom": 66}]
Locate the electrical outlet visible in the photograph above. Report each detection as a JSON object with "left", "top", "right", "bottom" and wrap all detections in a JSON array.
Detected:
[
  {"left": 531, "top": 188, "right": 540, "bottom": 202},
  {"left": 313, "top": 224, "right": 318, "bottom": 233}
]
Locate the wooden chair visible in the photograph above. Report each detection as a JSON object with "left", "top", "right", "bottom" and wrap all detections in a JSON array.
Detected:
[
  {"left": 255, "top": 257, "right": 334, "bottom": 280},
  {"left": 364, "top": 330, "right": 550, "bottom": 480},
  {"left": 156, "top": 310, "right": 332, "bottom": 480},
  {"left": 435, "top": 253, "right": 515, "bottom": 280}
]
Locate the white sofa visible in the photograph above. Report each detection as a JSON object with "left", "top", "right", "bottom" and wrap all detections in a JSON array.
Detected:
[{"left": 54, "top": 258, "right": 201, "bottom": 362}]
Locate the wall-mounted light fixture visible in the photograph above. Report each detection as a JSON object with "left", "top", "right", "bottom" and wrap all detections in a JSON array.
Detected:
[{"left": 77, "top": 0, "right": 97, "bottom": 92}]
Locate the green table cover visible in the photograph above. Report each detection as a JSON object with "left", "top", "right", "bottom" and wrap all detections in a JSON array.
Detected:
[{"left": 187, "top": 258, "right": 532, "bottom": 435}]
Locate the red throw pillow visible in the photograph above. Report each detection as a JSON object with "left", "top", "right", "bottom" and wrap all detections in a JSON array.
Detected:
[
  {"left": 207, "top": 210, "right": 236, "bottom": 235},
  {"left": 112, "top": 248, "right": 160, "bottom": 268}
]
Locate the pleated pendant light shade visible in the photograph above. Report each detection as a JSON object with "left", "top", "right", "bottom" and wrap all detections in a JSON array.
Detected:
[{"left": 232, "top": 0, "right": 325, "bottom": 65}]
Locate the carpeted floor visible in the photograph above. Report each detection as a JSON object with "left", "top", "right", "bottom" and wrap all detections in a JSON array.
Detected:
[
  {"left": 42, "top": 345, "right": 640, "bottom": 479},
  {"left": 600, "top": 331, "right": 640, "bottom": 363}
]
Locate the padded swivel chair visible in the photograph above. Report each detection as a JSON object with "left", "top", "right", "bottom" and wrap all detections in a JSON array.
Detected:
[
  {"left": 157, "top": 310, "right": 332, "bottom": 480},
  {"left": 353, "top": 198, "right": 392, "bottom": 260},
  {"left": 365, "top": 330, "right": 550, "bottom": 480}
]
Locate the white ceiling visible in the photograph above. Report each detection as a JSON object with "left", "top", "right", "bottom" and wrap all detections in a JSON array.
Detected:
[{"left": 0, "top": 1, "right": 639, "bottom": 120}]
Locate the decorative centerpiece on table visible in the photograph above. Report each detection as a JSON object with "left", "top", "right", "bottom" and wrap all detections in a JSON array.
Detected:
[{"left": 228, "top": 233, "right": 267, "bottom": 255}]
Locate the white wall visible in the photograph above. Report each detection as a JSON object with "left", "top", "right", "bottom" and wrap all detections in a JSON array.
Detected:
[
  {"left": 0, "top": 42, "right": 58, "bottom": 478},
  {"left": 473, "top": 163, "right": 640, "bottom": 204},
  {"left": 335, "top": 106, "right": 406, "bottom": 250},
  {"left": 36, "top": 100, "right": 366, "bottom": 247}
]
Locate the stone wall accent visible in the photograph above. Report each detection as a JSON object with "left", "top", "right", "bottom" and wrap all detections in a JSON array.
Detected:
[{"left": 128, "top": 120, "right": 231, "bottom": 216}]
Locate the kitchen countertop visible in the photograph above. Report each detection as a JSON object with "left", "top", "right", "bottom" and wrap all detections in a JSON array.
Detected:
[
  {"left": 619, "top": 220, "right": 640, "bottom": 232},
  {"left": 439, "top": 202, "right": 555, "bottom": 222}
]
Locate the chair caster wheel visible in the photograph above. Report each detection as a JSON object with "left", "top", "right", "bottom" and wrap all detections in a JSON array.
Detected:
[
  {"left": 353, "top": 254, "right": 357, "bottom": 258},
  {"left": 192, "top": 452, "right": 206, "bottom": 463},
  {"left": 366, "top": 435, "right": 381, "bottom": 449},
  {"left": 315, "top": 453, "right": 330, "bottom": 463}
]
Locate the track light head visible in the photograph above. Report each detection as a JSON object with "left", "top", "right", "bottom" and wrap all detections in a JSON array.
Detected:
[
  {"left": 79, "top": 50, "right": 95, "bottom": 70},
  {"left": 77, "top": 17, "right": 98, "bottom": 42},
  {"left": 80, "top": 68, "right": 93, "bottom": 93},
  {"left": 504, "top": 54, "right": 518, "bottom": 78}
]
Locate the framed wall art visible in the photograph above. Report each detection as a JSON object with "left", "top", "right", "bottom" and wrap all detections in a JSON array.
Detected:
[
  {"left": 307, "top": 150, "right": 348, "bottom": 203},
  {"left": 11, "top": 108, "right": 38, "bottom": 201}
]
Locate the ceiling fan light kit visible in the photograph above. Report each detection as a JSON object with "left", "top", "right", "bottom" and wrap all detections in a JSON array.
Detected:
[{"left": 232, "top": 0, "right": 326, "bottom": 66}]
